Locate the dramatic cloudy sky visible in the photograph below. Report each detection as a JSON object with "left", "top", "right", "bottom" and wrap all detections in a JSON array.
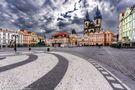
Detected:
[{"left": 0, "top": 0, "right": 135, "bottom": 37}]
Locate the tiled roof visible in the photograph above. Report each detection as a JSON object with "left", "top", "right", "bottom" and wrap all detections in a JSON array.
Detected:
[{"left": 52, "top": 32, "right": 68, "bottom": 37}]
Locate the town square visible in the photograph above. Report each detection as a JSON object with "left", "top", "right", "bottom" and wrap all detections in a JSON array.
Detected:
[{"left": 0, "top": 0, "right": 135, "bottom": 90}]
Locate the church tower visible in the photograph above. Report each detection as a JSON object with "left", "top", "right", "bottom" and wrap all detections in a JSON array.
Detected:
[
  {"left": 94, "top": 6, "right": 102, "bottom": 32},
  {"left": 84, "top": 10, "right": 95, "bottom": 35},
  {"left": 84, "top": 10, "right": 90, "bottom": 30}
]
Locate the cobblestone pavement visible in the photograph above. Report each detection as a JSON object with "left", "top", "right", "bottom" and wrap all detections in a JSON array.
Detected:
[
  {"left": 26, "top": 53, "right": 68, "bottom": 90},
  {"left": 52, "top": 47, "right": 135, "bottom": 89},
  {"left": 53, "top": 52, "right": 130, "bottom": 90},
  {"left": 0, "top": 49, "right": 133, "bottom": 90},
  {"left": 0, "top": 52, "right": 59, "bottom": 90}
]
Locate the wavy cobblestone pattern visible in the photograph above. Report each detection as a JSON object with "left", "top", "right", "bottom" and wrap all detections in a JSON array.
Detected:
[
  {"left": 26, "top": 53, "right": 68, "bottom": 90},
  {"left": 0, "top": 53, "right": 58, "bottom": 90},
  {"left": 52, "top": 52, "right": 129, "bottom": 90},
  {"left": 0, "top": 54, "right": 37, "bottom": 72}
]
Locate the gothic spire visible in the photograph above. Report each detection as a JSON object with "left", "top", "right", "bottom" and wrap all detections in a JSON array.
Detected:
[
  {"left": 85, "top": 10, "right": 92, "bottom": 21},
  {"left": 94, "top": 6, "right": 102, "bottom": 20}
]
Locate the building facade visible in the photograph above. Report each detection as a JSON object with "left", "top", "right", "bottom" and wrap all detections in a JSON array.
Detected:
[
  {"left": 119, "top": 8, "right": 132, "bottom": 42},
  {"left": 0, "top": 28, "right": 23, "bottom": 48},
  {"left": 132, "top": 6, "right": 135, "bottom": 43},
  {"left": 19, "top": 29, "right": 30, "bottom": 46},
  {"left": 29, "top": 31, "right": 38, "bottom": 46},
  {"left": 69, "top": 34, "right": 78, "bottom": 46},
  {"left": 0, "top": 28, "right": 46, "bottom": 48},
  {"left": 119, "top": 5, "right": 135, "bottom": 46},
  {"left": 105, "top": 31, "right": 114, "bottom": 45},
  {"left": 79, "top": 31, "right": 114, "bottom": 46},
  {"left": 50, "top": 32, "right": 69, "bottom": 47},
  {"left": 84, "top": 7, "right": 102, "bottom": 35},
  {"left": 83, "top": 7, "right": 114, "bottom": 46}
]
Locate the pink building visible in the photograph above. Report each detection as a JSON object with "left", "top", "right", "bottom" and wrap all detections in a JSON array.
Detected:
[{"left": 79, "top": 31, "right": 114, "bottom": 46}]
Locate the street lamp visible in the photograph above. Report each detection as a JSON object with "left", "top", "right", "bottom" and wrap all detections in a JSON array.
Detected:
[{"left": 12, "top": 34, "right": 19, "bottom": 52}]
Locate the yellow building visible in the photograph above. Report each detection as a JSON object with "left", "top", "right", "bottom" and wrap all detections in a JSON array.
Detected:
[
  {"left": 69, "top": 34, "right": 78, "bottom": 45},
  {"left": 29, "top": 31, "right": 38, "bottom": 46}
]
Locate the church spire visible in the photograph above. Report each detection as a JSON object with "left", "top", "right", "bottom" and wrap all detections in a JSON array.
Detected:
[
  {"left": 94, "top": 6, "right": 102, "bottom": 20},
  {"left": 85, "top": 10, "right": 92, "bottom": 21},
  {"left": 85, "top": 10, "right": 90, "bottom": 21}
]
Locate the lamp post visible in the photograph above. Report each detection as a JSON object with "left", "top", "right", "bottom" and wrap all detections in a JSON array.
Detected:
[{"left": 12, "top": 34, "right": 19, "bottom": 52}]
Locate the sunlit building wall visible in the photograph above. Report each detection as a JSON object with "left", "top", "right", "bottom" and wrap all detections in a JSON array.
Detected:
[
  {"left": 0, "top": 28, "right": 23, "bottom": 48},
  {"left": 119, "top": 7, "right": 134, "bottom": 42},
  {"left": 132, "top": 7, "right": 135, "bottom": 42},
  {"left": 19, "top": 29, "right": 30, "bottom": 46}
]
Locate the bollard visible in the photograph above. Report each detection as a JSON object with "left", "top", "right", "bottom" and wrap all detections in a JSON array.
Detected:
[
  {"left": 29, "top": 47, "right": 31, "bottom": 51},
  {"left": 47, "top": 47, "right": 50, "bottom": 52},
  {"left": 14, "top": 48, "right": 17, "bottom": 52}
]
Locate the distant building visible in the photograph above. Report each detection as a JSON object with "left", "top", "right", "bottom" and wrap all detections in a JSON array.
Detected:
[
  {"left": 79, "top": 30, "right": 114, "bottom": 46},
  {"left": 19, "top": 29, "right": 44, "bottom": 46},
  {"left": 19, "top": 29, "right": 30, "bottom": 46},
  {"left": 29, "top": 31, "right": 38, "bottom": 46},
  {"left": 119, "top": 5, "right": 135, "bottom": 46},
  {"left": 69, "top": 29, "right": 78, "bottom": 46},
  {"left": 113, "top": 33, "right": 119, "bottom": 42},
  {"left": 84, "top": 7, "right": 102, "bottom": 35},
  {"left": 50, "top": 32, "right": 69, "bottom": 47},
  {"left": 105, "top": 31, "right": 114, "bottom": 46},
  {"left": 83, "top": 7, "right": 114, "bottom": 46},
  {"left": 132, "top": 6, "right": 135, "bottom": 46},
  {"left": 0, "top": 28, "right": 23, "bottom": 48}
]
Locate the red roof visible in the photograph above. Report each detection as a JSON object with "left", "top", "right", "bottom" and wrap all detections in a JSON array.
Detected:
[{"left": 52, "top": 32, "right": 68, "bottom": 37}]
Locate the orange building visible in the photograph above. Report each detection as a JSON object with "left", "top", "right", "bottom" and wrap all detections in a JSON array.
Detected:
[
  {"left": 19, "top": 29, "right": 39, "bottom": 46},
  {"left": 19, "top": 29, "right": 30, "bottom": 46}
]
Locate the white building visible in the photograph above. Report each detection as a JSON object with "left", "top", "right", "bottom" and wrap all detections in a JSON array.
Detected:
[
  {"left": 132, "top": 8, "right": 135, "bottom": 42},
  {"left": 0, "top": 28, "right": 23, "bottom": 48}
]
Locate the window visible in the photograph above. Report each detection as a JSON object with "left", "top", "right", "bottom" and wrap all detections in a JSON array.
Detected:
[
  {"left": 133, "top": 13, "right": 135, "bottom": 19},
  {"left": 96, "top": 20, "right": 98, "bottom": 24},
  {"left": 133, "top": 20, "right": 135, "bottom": 28}
]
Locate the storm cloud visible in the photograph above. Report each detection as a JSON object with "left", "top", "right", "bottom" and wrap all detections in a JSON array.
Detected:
[{"left": 0, "top": 0, "right": 135, "bottom": 37}]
